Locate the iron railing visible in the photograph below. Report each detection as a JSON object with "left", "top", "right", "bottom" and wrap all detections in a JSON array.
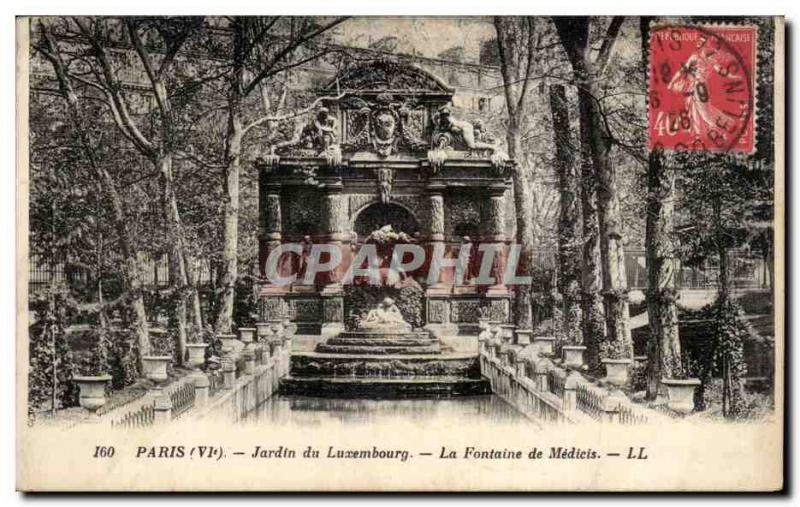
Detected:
[
  {"left": 170, "top": 381, "right": 196, "bottom": 419},
  {"left": 111, "top": 403, "right": 155, "bottom": 429}
]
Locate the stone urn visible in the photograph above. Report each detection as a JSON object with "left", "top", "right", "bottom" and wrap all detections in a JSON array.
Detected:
[
  {"left": 561, "top": 345, "right": 586, "bottom": 369},
  {"left": 515, "top": 329, "right": 533, "bottom": 346},
  {"left": 73, "top": 374, "right": 112, "bottom": 412},
  {"left": 270, "top": 323, "right": 285, "bottom": 339},
  {"left": 186, "top": 343, "right": 209, "bottom": 370},
  {"left": 239, "top": 327, "right": 256, "bottom": 344},
  {"left": 500, "top": 324, "right": 516, "bottom": 342},
  {"left": 602, "top": 358, "right": 632, "bottom": 386},
  {"left": 255, "top": 322, "right": 272, "bottom": 341},
  {"left": 662, "top": 378, "right": 701, "bottom": 414},
  {"left": 217, "top": 334, "right": 242, "bottom": 355},
  {"left": 533, "top": 335, "right": 556, "bottom": 356},
  {"left": 141, "top": 355, "right": 172, "bottom": 385},
  {"left": 282, "top": 319, "right": 297, "bottom": 337}
]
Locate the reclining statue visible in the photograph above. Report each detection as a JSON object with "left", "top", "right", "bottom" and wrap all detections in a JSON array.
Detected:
[
  {"left": 359, "top": 297, "right": 412, "bottom": 331},
  {"left": 428, "top": 106, "right": 509, "bottom": 173},
  {"left": 265, "top": 107, "right": 342, "bottom": 166}
]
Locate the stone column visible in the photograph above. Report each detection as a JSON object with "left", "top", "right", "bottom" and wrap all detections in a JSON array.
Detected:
[
  {"left": 259, "top": 181, "right": 283, "bottom": 287},
  {"left": 320, "top": 182, "right": 347, "bottom": 335},
  {"left": 424, "top": 184, "right": 458, "bottom": 337},
  {"left": 425, "top": 183, "right": 447, "bottom": 294},
  {"left": 483, "top": 184, "right": 508, "bottom": 296},
  {"left": 322, "top": 182, "right": 349, "bottom": 292}
]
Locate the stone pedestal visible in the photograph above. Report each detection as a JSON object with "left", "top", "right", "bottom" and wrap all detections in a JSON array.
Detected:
[
  {"left": 243, "top": 348, "right": 256, "bottom": 375},
  {"left": 190, "top": 371, "right": 210, "bottom": 408},
  {"left": 153, "top": 394, "right": 172, "bottom": 424},
  {"left": 222, "top": 358, "right": 236, "bottom": 390},
  {"left": 424, "top": 296, "right": 458, "bottom": 337},
  {"left": 320, "top": 295, "right": 344, "bottom": 337}
]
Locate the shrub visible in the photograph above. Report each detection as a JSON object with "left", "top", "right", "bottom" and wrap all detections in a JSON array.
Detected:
[{"left": 27, "top": 292, "right": 78, "bottom": 421}]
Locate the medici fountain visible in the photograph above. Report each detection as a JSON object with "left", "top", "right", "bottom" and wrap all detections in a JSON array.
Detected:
[{"left": 254, "top": 59, "right": 519, "bottom": 399}]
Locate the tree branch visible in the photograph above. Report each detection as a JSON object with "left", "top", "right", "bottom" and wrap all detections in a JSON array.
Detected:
[
  {"left": 242, "top": 16, "right": 349, "bottom": 96},
  {"left": 242, "top": 91, "right": 347, "bottom": 135},
  {"left": 73, "top": 16, "right": 156, "bottom": 157},
  {"left": 595, "top": 16, "right": 625, "bottom": 75},
  {"left": 493, "top": 16, "right": 518, "bottom": 120}
]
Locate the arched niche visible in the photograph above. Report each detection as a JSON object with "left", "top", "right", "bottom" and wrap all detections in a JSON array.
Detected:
[{"left": 352, "top": 202, "right": 420, "bottom": 241}]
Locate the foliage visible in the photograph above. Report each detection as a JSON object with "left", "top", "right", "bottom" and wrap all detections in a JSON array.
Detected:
[
  {"left": 107, "top": 328, "right": 139, "bottom": 389},
  {"left": 662, "top": 352, "right": 690, "bottom": 380},
  {"left": 599, "top": 339, "right": 630, "bottom": 361},
  {"left": 712, "top": 299, "right": 752, "bottom": 419},
  {"left": 629, "top": 360, "right": 648, "bottom": 392},
  {"left": 74, "top": 326, "right": 110, "bottom": 376},
  {"left": 27, "top": 289, "right": 78, "bottom": 421},
  {"left": 232, "top": 276, "right": 259, "bottom": 329},
  {"left": 674, "top": 152, "right": 772, "bottom": 271}
]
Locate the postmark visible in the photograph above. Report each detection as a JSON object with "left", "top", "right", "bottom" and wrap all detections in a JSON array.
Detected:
[{"left": 648, "top": 24, "right": 757, "bottom": 153}]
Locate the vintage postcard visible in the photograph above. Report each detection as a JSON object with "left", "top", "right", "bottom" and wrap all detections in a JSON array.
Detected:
[{"left": 15, "top": 15, "right": 784, "bottom": 491}]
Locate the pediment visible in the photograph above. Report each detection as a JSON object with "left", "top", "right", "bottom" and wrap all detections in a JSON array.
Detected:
[{"left": 324, "top": 59, "right": 454, "bottom": 97}]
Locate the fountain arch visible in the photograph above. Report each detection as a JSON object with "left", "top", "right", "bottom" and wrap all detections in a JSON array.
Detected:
[{"left": 352, "top": 201, "right": 420, "bottom": 240}]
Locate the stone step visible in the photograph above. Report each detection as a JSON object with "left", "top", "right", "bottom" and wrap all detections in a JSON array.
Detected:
[
  {"left": 315, "top": 343, "right": 441, "bottom": 355},
  {"left": 325, "top": 336, "right": 438, "bottom": 347},
  {"left": 335, "top": 331, "right": 433, "bottom": 341},
  {"left": 279, "top": 375, "right": 491, "bottom": 399},
  {"left": 290, "top": 352, "right": 481, "bottom": 379}
]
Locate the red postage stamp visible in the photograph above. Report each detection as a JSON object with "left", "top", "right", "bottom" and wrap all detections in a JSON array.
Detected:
[{"left": 648, "top": 25, "right": 757, "bottom": 153}]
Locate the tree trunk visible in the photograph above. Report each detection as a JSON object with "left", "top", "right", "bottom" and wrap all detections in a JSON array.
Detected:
[
  {"left": 576, "top": 89, "right": 607, "bottom": 372},
  {"left": 718, "top": 238, "right": 731, "bottom": 302},
  {"left": 158, "top": 154, "right": 189, "bottom": 365},
  {"left": 644, "top": 149, "right": 681, "bottom": 399},
  {"left": 549, "top": 84, "right": 582, "bottom": 346},
  {"left": 185, "top": 252, "right": 204, "bottom": 336},
  {"left": 507, "top": 124, "right": 535, "bottom": 332},
  {"left": 41, "top": 35, "right": 151, "bottom": 370},
  {"left": 581, "top": 71, "right": 632, "bottom": 358},
  {"left": 554, "top": 17, "right": 632, "bottom": 365},
  {"left": 553, "top": 18, "right": 607, "bottom": 372},
  {"left": 216, "top": 92, "right": 243, "bottom": 335},
  {"left": 598, "top": 188, "right": 633, "bottom": 357}
]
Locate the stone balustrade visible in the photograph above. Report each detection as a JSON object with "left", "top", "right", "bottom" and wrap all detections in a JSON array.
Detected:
[
  {"left": 77, "top": 325, "right": 295, "bottom": 427},
  {"left": 478, "top": 332, "right": 659, "bottom": 425}
]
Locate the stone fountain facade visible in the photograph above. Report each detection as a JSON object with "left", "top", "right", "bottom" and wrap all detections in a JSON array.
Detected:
[{"left": 256, "top": 60, "right": 516, "bottom": 340}]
